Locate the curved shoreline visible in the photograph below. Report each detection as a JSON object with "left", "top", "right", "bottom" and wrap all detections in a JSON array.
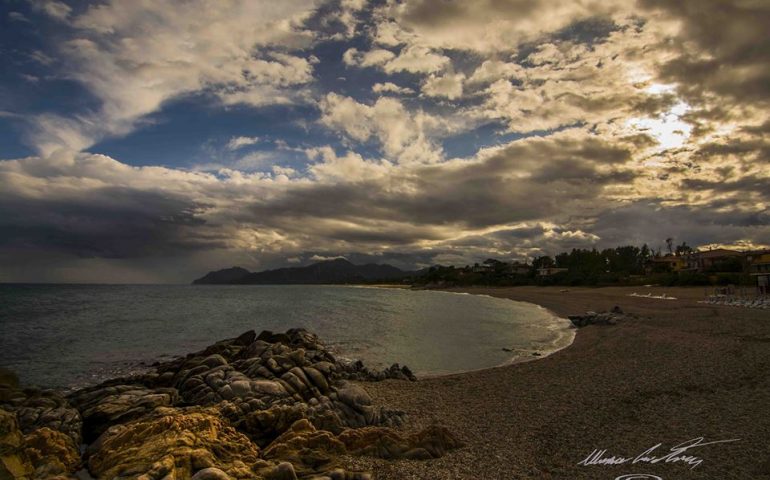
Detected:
[
  {"left": 360, "top": 285, "right": 578, "bottom": 378},
  {"left": 356, "top": 285, "right": 770, "bottom": 479}
]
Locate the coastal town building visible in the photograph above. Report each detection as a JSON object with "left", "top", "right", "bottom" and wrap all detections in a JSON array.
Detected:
[
  {"left": 509, "top": 262, "right": 532, "bottom": 275},
  {"left": 683, "top": 248, "right": 743, "bottom": 272},
  {"left": 747, "top": 250, "right": 770, "bottom": 294},
  {"left": 647, "top": 255, "right": 687, "bottom": 273},
  {"left": 537, "top": 267, "right": 569, "bottom": 277}
]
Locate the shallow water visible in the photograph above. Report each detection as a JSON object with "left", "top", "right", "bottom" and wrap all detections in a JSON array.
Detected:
[{"left": 0, "top": 284, "right": 574, "bottom": 389}]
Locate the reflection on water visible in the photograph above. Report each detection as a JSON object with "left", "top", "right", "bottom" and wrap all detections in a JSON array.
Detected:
[{"left": 0, "top": 284, "right": 573, "bottom": 389}]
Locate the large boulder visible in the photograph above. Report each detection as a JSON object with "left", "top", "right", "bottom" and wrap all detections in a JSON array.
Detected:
[
  {"left": 87, "top": 407, "right": 266, "bottom": 480},
  {"left": 23, "top": 427, "right": 81, "bottom": 478},
  {"left": 568, "top": 306, "right": 630, "bottom": 328},
  {"left": 68, "top": 384, "right": 179, "bottom": 442}
]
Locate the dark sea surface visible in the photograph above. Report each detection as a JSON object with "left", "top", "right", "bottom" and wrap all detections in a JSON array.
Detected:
[{"left": 0, "top": 284, "right": 574, "bottom": 389}]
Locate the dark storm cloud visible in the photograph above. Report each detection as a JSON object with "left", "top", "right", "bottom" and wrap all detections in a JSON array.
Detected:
[
  {"left": 0, "top": 187, "right": 222, "bottom": 258},
  {"left": 640, "top": 0, "right": 770, "bottom": 105},
  {"left": 243, "top": 132, "right": 637, "bottom": 241},
  {"left": 590, "top": 201, "right": 770, "bottom": 250}
]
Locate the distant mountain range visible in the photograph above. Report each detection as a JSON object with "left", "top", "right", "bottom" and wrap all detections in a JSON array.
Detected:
[{"left": 192, "top": 258, "right": 412, "bottom": 285}]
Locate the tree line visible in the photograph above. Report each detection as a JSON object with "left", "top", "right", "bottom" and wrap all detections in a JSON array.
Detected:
[{"left": 412, "top": 244, "right": 751, "bottom": 287}]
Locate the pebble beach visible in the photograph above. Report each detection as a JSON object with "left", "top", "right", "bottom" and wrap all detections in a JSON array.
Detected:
[{"left": 358, "top": 286, "right": 770, "bottom": 479}]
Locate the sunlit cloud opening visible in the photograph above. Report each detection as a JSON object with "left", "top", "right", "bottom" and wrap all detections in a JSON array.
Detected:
[{"left": 627, "top": 101, "right": 692, "bottom": 151}]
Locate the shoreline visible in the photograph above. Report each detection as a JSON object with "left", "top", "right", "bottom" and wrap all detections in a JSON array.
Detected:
[
  {"left": 2, "top": 285, "right": 768, "bottom": 479},
  {"left": 355, "top": 285, "right": 770, "bottom": 479}
]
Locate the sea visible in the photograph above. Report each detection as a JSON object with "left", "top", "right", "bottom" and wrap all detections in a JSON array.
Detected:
[{"left": 0, "top": 284, "right": 574, "bottom": 390}]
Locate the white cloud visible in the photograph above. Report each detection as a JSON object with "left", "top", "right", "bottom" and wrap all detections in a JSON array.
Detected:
[
  {"left": 336, "top": 0, "right": 369, "bottom": 38},
  {"left": 226, "top": 136, "right": 261, "bottom": 150},
  {"left": 28, "top": 0, "right": 71, "bottom": 21},
  {"left": 28, "top": 0, "right": 318, "bottom": 155},
  {"left": 372, "top": 82, "right": 414, "bottom": 95},
  {"left": 343, "top": 44, "right": 449, "bottom": 74},
  {"left": 306, "top": 146, "right": 392, "bottom": 182},
  {"left": 382, "top": 45, "right": 450, "bottom": 74},
  {"left": 342, "top": 48, "right": 396, "bottom": 68},
  {"left": 422, "top": 73, "right": 465, "bottom": 100},
  {"left": 376, "top": 0, "right": 627, "bottom": 53},
  {"left": 8, "top": 11, "right": 31, "bottom": 23},
  {"left": 467, "top": 60, "right": 526, "bottom": 85},
  {"left": 318, "top": 93, "right": 446, "bottom": 164},
  {"left": 309, "top": 254, "right": 347, "bottom": 262}
]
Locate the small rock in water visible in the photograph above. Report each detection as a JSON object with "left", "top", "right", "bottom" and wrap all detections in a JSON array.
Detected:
[{"left": 502, "top": 347, "right": 513, "bottom": 352}]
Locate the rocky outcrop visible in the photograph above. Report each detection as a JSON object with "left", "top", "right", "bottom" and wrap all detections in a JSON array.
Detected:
[
  {"left": 68, "top": 384, "right": 179, "bottom": 442},
  {"left": 0, "top": 386, "right": 82, "bottom": 447},
  {"left": 259, "top": 418, "right": 461, "bottom": 478},
  {"left": 87, "top": 407, "right": 265, "bottom": 480},
  {"left": 0, "top": 409, "right": 33, "bottom": 479},
  {"left": 0, "top": 408, "right": 81, "bottom": 479},
  {"left": 28, "top": 328, "right": 462, "bottom": 479},
  {"left": 23, "top": 427, "right": 81, "bottom": 478},
  {"left": 568, "top": 306, "right": 630, "bottom": 328},
  {"left": 336, "top": 360, "right": 415, "bottom": 382}
]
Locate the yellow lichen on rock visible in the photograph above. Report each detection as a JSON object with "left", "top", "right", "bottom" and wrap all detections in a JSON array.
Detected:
[
  {"left": 87, "top": 407, "right": 265, "bottom": 480},
  {"left": 23, "top": 427, "right": 80, "bottom": 478},
  {"left": 0, "top": 409, "right": 33, "bottom": 480}
]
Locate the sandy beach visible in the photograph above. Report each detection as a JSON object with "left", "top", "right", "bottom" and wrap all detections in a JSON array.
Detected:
[{"left": 355, "top": 286, "right": 770, "bottom": 479}]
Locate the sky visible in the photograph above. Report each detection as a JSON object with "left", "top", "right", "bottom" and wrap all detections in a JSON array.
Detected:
[{"left": 0, "top": 0, "right": 768, "bottom": 283}]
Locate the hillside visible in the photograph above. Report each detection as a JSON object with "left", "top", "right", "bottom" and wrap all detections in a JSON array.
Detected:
[{"left": 192, "top": 259, "right": 409, "bottom": 285}]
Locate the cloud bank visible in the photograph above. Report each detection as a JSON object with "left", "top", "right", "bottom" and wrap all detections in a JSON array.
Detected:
[{"left": 1, "top": 0, "right": 768, "bottom": 282}]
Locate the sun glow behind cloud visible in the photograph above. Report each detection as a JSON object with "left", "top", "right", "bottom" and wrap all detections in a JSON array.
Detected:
[
  {"left": 627, "top": 101, "right": 692, "bottom": 152},
  {"left": 0, "top": 0, "right": 768, "bottom": 282}
]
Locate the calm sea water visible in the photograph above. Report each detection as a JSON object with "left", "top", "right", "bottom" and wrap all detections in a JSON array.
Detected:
[{"left": 0, "top": 284, "right": 574, "bottom": 389}]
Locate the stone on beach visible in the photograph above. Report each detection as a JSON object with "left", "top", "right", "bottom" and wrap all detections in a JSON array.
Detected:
[{"left": 567, "top": 306, "right": 630, "bottom": 327}]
